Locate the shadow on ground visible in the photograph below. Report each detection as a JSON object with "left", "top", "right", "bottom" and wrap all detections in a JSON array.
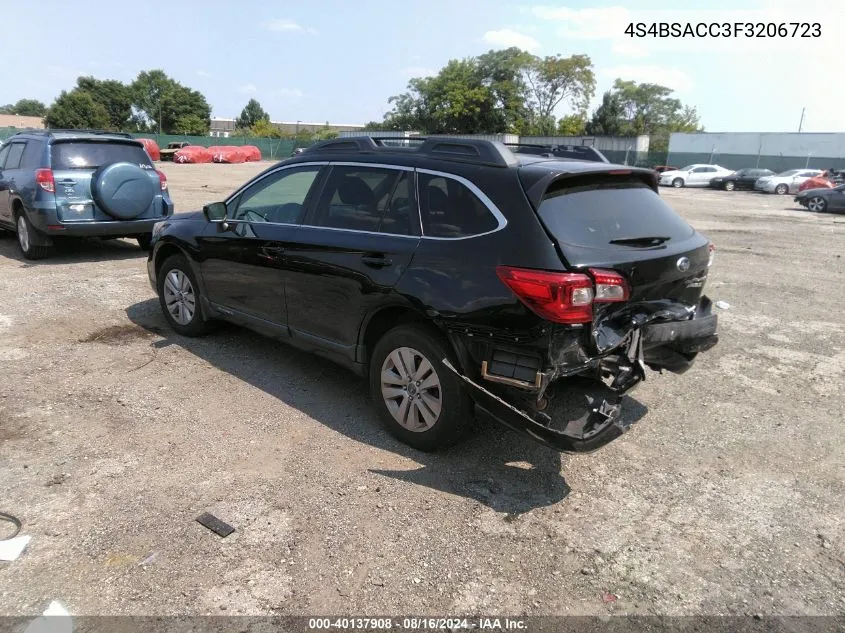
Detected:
[
  {"left": 126, "top": 298, "right": 647, "bottom": 514},
  {"left": 0, "top": 232, "right": 147, "bottom": 265}
]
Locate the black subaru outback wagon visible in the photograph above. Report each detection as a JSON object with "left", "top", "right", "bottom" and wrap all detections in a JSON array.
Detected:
[{"left": 147, "top": 136, "right": 718, "bottom": 453}]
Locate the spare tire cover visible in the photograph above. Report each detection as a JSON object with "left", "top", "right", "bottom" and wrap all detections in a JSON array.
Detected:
[{"left": 92, "top": 162, "right": 157, "bottom": 220}]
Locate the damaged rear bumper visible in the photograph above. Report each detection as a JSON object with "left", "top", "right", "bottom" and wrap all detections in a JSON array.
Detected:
[{"left": 444, "top": 296, "right": 719, "bottom": 453}]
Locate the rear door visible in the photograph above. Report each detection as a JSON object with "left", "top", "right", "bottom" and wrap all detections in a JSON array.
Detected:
[
  {"left": 50, "top": 140, "right": 162, "bottom": 222},
  {"left": 529, "top": 173, "right": 710, "bottom": 305},
  {"left": 197, "top": 164, "right": 325, "bottom": 330},
  {"left": 283, "top": 163, "right": 420, "bottom": 361},
  {"left": 0, "top": 143, "right": 15, "bottom": 227},
  {"left": 0, "top": 141, "right": 26, "bottom": 226}
]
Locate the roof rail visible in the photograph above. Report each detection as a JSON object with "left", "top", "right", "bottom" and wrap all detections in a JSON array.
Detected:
[
  {"left": 11, "top": 129, "right": 136, "bottom": 139},
  {"left": 303, "top": 135, "right": 518, "bottom": 168}
]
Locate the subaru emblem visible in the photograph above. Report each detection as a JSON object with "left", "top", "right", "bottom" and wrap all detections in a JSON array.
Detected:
[{"left": 676, "top": 257, "right": 691, "bottom": 272}]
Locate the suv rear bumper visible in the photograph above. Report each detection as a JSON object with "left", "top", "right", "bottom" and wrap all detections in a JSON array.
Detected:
[{"left": 26, "top": 202, "right": 174, "bottom": 238}]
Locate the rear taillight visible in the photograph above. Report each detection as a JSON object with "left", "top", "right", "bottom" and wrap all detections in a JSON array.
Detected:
[
  {"left": 496, "top": 266, "right": 629, "bottom": 324},
  {"left": 156, "top": 169, "right": 167, "bottom": 191},
  {"left": 708, "top": 243, "right": 715, "bottom": 267},
  {"left": 35, "top": 168, "right": 55, "bottom": 193}
]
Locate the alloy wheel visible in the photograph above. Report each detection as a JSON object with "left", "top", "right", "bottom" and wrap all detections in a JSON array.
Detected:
[
  {"left": 163, "top": 269, "right": 196, "bottom": 325},
  {"left": 17, "top": 216, "right": 29, "bottom": 253},
  {"left": 807, "top": 197, "right": 826, "bottom": 212},
  {"left": 380, "top": 347, "right": 442, "bottom": 432}
]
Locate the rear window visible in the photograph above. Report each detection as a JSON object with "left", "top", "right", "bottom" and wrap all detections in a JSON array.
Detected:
[
  {"left": 537, "top": 177, "right": 695, "bottom": 249},
  {"left": 51, "top": 141, "right": 153, "bottom": 170}
]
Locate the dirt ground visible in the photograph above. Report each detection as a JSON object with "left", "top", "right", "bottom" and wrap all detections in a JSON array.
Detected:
[{"left": 0, "top": 162, "right": 843, "bottom": 617}]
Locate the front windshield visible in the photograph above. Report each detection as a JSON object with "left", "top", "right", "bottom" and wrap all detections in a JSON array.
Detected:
[
  {"left": 777, "top": 170, "right": 800, "bottom": 177},
  {"left": 679, "top": 165, "right": 695, "bottom": 171}
]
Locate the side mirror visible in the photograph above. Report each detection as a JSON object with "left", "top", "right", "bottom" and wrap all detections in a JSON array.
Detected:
[{"left": 203, "top": 202, "right": 227, "bottom": 222}]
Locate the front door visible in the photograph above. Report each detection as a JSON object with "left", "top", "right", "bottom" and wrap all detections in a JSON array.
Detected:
[
  {"left": 197, "top": 164, "right": 325, "bottom": 331},
  {"left": 283, "top": 164, "right": 420, "bottom": 362}
]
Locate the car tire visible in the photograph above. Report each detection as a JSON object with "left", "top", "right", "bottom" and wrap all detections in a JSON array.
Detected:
[
  {"left": 369, "top": 324, "right": 473, "bottom": 452},
  {"left": 14, "top": 211, "right": 52, "bottom": 260},
  {"left": 724, "top": 181, "right": 735, "bottom": 191},
  {"left": 137, "top": 233, "right": 153, "bottom": 250},
  {"left": 672, "top": 178, "right": 684, "bottom": 188},
  {"left": 807, "top": 196, "right": 828, "bottom": 212},
  {"left": 157, "top": 254, "right": 212, "bottom": 337},
  {"left": 775, "top": 183, "right": 788, "bottom": 195}
]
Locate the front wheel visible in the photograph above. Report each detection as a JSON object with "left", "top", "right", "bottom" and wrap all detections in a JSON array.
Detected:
[
  {"left": 724, "top": 181, "right": 735, "bottom": 191},
  {"left": 672, "top": 178, "right": 684, "bottom": 188},
  {"left": 157, "top": 254, "right": 212, "bottom": 336},
  {"left": 775, "top": 183, "right": 788, "bottom": 195},
  {"left": 807, "top": 196, "right": 827, "bottom": 212},
  {"left": 369, "top": 324, "right": 472, "bottom": 452},
  {"left": 15, "top": 212, "right": 52, "bottom": 260}
]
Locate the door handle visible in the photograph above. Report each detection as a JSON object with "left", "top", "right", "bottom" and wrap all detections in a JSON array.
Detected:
[
  {"left": 260, "top": 245, "right": 285, "bottom": 257},
  {"left": 361, "top": 255, "right": 392, "bottom": 268}
]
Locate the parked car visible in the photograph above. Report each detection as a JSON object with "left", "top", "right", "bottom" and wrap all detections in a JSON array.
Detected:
[
  {"left": 708, "top": 168, "right": 775, "bottom": 191},
  {"left": 290, "top": 147, "right": 307, "bottom": 157},
  {"left": 505, "top": 143, "right": 609, "bottom": 163},
  {"left": 658, "top": 164, "right": 733, "bottom": 188},
  {"left": 0, "top": 130, "right": 173, "bottom": 259},
  {"left": 754, "top": 169, "right": 822, "bottom": 194},
  {"left": 794, "top": 183, "right": 845, "bottom": 213},
  {"left": 147, "top": 136, "right": 718, "bottom": 454},
  {"left": 159, "top": 141, "right": 192, "bottom": 162}
]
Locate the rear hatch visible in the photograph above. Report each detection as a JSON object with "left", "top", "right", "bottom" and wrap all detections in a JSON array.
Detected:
[
  {"left": 50, "top": 140, "right": 163, "bottom": 222},
  {"left": 524, "top": 171, "right": 711, "bottom": 305}
]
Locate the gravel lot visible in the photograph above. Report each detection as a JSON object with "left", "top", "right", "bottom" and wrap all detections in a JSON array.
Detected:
[{"left": 0, "top": 162, "right": 843, "bottom": 617}]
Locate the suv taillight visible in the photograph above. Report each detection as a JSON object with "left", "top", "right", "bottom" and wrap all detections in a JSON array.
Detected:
[
  {"left": 496, "top": 266, "right": 629, "bottom": 324},
  {"left": 156, "top": 169, "right": 167, "bottom": 191},
  {"left": 35, "top": 168, "right": 55, "bottom": 193}
]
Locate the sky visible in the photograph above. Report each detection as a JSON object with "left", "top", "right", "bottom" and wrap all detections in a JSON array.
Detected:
[{"left": 1, "top": 0, "right": 842, "bottom": 133}]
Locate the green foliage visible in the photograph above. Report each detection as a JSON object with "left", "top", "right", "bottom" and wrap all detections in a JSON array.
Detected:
[
  {"left": 249, "top": 119, "right": 281, "bottom": 138},
  {"left": 586, "top": 79, "right": 702, "bottom": 148},
  {"left": 313, "top": 123, "right": 339, "bottom": 141},
  {"left": 75, "top": 77, "right": 132, "bottom": 130},
  {"left": 557, "top": 113, "right": 587, "bottom": 136},
  {"left": 174, "top": 114, "right": 209, "bottom": 136},
  {"left": 0, "top": 99, "right": 48, "bottom": 117},
  {"left": 45, "top": 90, "right": 110, "bottom": 129},
  {"left": 379, "top": 50, "right": 595, "bottom": 135},
  {"left": 130, "top": 69, "right": 211, "bottom": 134},
  {"left": 237, "top": 98, "right": 270, "bottom": 129}
]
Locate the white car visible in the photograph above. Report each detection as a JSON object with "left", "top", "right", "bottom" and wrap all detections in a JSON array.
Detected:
[
  {"left": 754, "top": 169, "right": 823, "bottom": 195},
  {"left": 658, "top": 164, "right": 733, "bottom": 188}
]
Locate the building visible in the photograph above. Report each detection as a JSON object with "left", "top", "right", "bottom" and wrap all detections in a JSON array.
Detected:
[
  {"left": 209, "top": 117, "right": 365, "bottom": 138},
  {"left": 668, "top": 132, "right": 845, "bottom": 171},
  {"left": 0, "top": 114, "right": 45, "bottom": 130}
]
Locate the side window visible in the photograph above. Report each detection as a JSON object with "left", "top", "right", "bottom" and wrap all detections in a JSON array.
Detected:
[
  {"left": 418, "top": 172, "right": 499, "bottom": 238},
  {"left": 690, "top": 167, "right": 704, "bottom": 173},
  {"left": 310, "top": 166, "right": 415, "bottom": 236},
  {"left": 0, "top": 144, "right": 11, "bottom": 169},
  {"left": 703, "top": 167, "right": 717, "bottom": 173},
  {"left": 4, "top": 143, "right": 26, "bottom": 169},
  {"left": 230, "top": 166, "right": 321, "bottom": 224}
]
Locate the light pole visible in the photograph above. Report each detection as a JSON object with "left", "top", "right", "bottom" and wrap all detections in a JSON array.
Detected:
[{"left": 294, "top": 120, "right": 301, "bottom": 145}]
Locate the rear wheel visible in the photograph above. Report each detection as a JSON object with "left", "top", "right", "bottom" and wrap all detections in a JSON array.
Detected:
[
  {"left": 724, "top": 181, "right": 735, "bottom": 191},
  {"left": 15, "top": 212, "right": 52, "bottom": 260},
  {"left": 369, "top": 324, "right": 472, "bottom": 452},
  {"left": 807, "top": 196, "right": 827, "bottom": 212},
  {"left": 672, "top": 178, "right": 684, "bottom": 188},
  {"left": 157, "top": 255, "right": 212, "bottom": 336},
  {"left": 137, "top": 233, "right": 153, "bottom": 250},
  {"left": 775, "top": 183, "right": 788, "bottom": 195}
]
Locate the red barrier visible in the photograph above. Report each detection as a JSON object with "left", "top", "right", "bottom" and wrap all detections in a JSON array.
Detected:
[
  {"left": 799, "top": 176, "right": 833, "bottom": 192},
  {"left": 208, "top": 146, "right": 247, "bottom": 164},
  {"left": 241, "top": 145, "right": 262, "bottom": 162},
  {"left": 173, "top": 146, "right": 213, "bottom": 164},
  {"left": 137, "top": 138, "right": 160, "bottom": 161}
]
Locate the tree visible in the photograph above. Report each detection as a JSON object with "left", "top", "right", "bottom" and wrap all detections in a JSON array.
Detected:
[
  {"left": 557, "top": 113, "right": 587, "bottom": 136},
  {"left": 249, "top": 119, "right": 281, "bottom": 138},
  {"left": 174, "top": 114, "right": 209, "bottom": 136},
  {"left": 237, "top": 99, "right": 270, "bottom": 129},
  {"left": 523, "top": 54, "right": 595, "bottom": 136},
  {"left": 0, "top": 99, "right": 47, "bottom": 117},
  {"left": 585, "top": 79, "right": 702, "bottom": 149},
  {"left": 76, "top": 77, "right": 132, "bottom": 130},
  {"left": 130, "top": 70, "right": 211, "bottom": 134},
  {"left": 45, "top": 90, "right": 110, "bottom": 129},
  {"left": 475, "top": 47, "right": 533, "bottom": 132},
  {"left": 313, "top": 123, "right": 339, "bottom": 141}
]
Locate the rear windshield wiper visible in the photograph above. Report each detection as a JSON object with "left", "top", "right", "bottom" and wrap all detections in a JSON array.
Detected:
[{"left": 609, "top": 236, "right": 671, "bottom": 247}]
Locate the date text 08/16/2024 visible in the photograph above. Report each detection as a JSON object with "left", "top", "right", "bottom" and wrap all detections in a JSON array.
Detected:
[{"left": 624, "top": 22, "right": 821, "bottom": 38}]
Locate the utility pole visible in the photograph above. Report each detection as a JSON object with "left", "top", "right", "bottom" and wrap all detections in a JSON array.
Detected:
[
  {"left": 158, "top": 100, "right": 162, "bottom": 135},
  {"left": 798, "top": 107, "right": 805, "bottom": 133}
]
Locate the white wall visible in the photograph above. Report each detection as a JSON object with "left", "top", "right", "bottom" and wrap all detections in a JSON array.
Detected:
[{"left": 670, "top": 132, "right": 845, "bottom": 157}]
